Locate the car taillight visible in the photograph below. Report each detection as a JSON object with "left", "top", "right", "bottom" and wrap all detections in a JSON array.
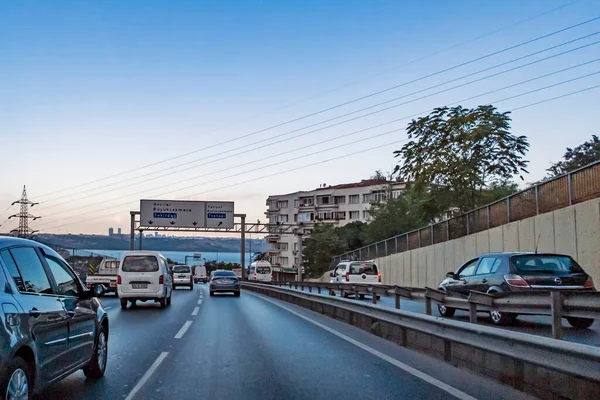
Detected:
[
  {"left": 504, "top": 274, "right": 530, "bottom": 288},
  {"left": 378, "top": 272, "right": 381, "bottom": 283},
  {"left": 86, "top": 282, "right": 92, "bottom": 288},
  {"left": 584, "top": 276, "right": 595, "bottom": 289},
  {"left": 345, "top": 271, "right": 350, "bottom": 282},
  {"left": 117, "top": 275, "right": 122, "bottom": 285},
  {"left": 159, "top": 275, "right": 164, "bottom": 284},
  {"left": 254, "top": 274, "right": 257, "bottom": 279}
]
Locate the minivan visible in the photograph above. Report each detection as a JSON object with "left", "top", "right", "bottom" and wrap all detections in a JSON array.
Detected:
[
  {"left": 247, "top": 261, "right": 272, "bottom": 283},
  {"left": 172, "top": 265, "right": 193, "bottom": 289},
  {"left": 117, "top": 251, "right": 173, "bottom": 309}
]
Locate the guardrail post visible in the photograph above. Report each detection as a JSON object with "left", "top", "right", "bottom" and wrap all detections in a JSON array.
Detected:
[
  {"left": 551, "top": 291, "right": 564, "bottom": 340},
  {"left": 295, "top": 283, "right": 298, "bottom": 290},
  {"left": 395, "top": 294, "right": 401, "bottom": 309},
  {"left": 308, "top": 285, "right": 312, "bottom": 293},
  {"left": 469, "top": 302, "right": 478, "bottom": 324},
  {"left": 317, "top": 285, "right": 321, "bottom": 294},
  {"left": 425, "top": 296, "right": 432, "bottom": 315},
  {"left": 372, "top": 289, "right": 377, "bottom": 305}
]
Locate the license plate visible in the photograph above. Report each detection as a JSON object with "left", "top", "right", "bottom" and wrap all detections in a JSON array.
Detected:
[
  {"left": 178, "top": 275, "right": 187, "bottom": 278},
  {"left": 132, "top": 283, "right": 148, "bottom": 289}
]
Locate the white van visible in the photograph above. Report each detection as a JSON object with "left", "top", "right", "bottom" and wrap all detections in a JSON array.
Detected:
[
  {"left": 193, "top": 265, "right": 208, "bottom": 283},
  {"left": 117, "top": 251, "right": 173, "bottom": 309},
  {"left": 248, "top": 261, "right": 272, "bottom": 283},
  {"left": 172, "top": 265, "right": 193, "bottom": 289}
]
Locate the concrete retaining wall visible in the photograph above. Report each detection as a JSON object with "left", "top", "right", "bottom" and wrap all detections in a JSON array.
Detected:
[{"left": 376, "top": 198, "right": 600, "bottom": 288}]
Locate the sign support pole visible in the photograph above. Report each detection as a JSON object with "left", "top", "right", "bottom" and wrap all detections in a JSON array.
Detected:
[
  {"left": 130, "top": 211, "right": 139, "bottom": 251},
  {"left": 236, "top": 214, "right": 247, "bottom": 279},
  {"left": 296, "top": 231, "right": 303, "bottom": 282}
]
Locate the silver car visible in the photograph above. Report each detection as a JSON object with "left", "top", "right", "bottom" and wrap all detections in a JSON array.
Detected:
[{"left": 209, "top": 270, "right": 240, "bottom": 297}]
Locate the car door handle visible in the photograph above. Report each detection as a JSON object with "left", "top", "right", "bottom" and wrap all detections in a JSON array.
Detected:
[
  {"left": 29, "top": 308, "right": 41, "bottom": 318},
  {"left": 481, "top": 279, "right": 488, "bottom": 283}
]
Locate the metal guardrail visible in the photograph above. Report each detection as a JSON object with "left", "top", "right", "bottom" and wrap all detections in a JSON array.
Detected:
[
  {"left": 270, "top": 280, "right": 600, "bottom": 340},
  {"left": 242, "top": 282, "right": 600, "bottom": 399},
  {"left": 333, "top": 160, "right": 600, "bottom": 264}
]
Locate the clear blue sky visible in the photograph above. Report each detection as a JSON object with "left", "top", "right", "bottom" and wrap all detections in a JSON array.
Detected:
[{"left": 1, "top": 0, "right": 599, "bottom": 234}]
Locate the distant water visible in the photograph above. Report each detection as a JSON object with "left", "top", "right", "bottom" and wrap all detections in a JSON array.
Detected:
[{"left": 70, "top": 249, "right": 254, "bottom": 265}]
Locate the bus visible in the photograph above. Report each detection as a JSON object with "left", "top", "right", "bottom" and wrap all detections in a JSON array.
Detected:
[{"left": 248, "top": 260, "right": 272, "bottom": 283}]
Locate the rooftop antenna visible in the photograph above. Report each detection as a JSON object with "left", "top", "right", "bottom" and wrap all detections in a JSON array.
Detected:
[{"left": 534, "top": 233, "right": 542, "bottom": 254}]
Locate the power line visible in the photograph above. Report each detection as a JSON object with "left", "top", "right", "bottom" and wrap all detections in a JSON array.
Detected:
[
  {"left": 38, "top": 75, "right": 600, "bottom": 231},
  {"left": 35, "top": 15, "right": 600, "bottom": 200},
  {"left": 37, "top": 33, "right": 600, "bottom": 207},
  {"left": 36, "top": 68, "right": 600, "bottom": 224}
]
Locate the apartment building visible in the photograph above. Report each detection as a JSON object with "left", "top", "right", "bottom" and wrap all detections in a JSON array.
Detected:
[{"left": 264, "top": 179, "right": 406, "bottom": 275}]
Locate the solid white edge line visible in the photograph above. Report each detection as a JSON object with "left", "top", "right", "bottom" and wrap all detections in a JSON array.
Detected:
[
  {"left": 174, "top": 320, "right": 193, "bottom": 339},
  {"left": 192, "top": 306, "right": 200, "bottom": 316},
  {"left": 124, "top": 351, "right": 168, "bottom": 400},
  {"left": 245, "top": 291, "right": 478, "bottom": 400}
]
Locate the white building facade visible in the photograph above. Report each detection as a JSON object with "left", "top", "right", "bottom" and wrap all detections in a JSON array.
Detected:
[{"left": 265, "top": 179, "right": 406, "bottom": 274}]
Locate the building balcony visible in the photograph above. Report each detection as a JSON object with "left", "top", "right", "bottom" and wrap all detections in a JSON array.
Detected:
[
  {"left": 267, "top": 249, "right": 281, "bottom": 255},
  {"left": 266, "top": 234, "right": 281, "bottom": 243},
  {"left": 315, "top": 203, "right": 339, "bottom": 208}
]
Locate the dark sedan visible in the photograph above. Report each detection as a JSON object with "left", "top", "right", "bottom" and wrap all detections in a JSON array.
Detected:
[
  {"left": 0, "top": 237, "right": 109, "bottom": 399},
  {"left": 438, "top": 252, "right": 595, "bottom": 327},
  {"left": 209, "top": 270, "right": 240, "bottom": 297}
]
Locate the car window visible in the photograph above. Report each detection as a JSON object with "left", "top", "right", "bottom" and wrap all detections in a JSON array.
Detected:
[
  {"left": 510, "top": 255, "right": 582, "bottom": 274},
  {"left": 1, "top": 250, "right": 26, "bottom": 292},
  {"left": 476, "top": 257, "right": 501, "bottom": 275},
  {"left": 213, "top": 271, "right": 236, "bottom": 277},
  {"left": 122, "top": 255, "right": 160, "bottom": 272},
  {"left": 7, "top": 247, "right": 53, "bottom": 294},
  {"left": 350, "top": 262, "right": 377, "bottom": 275},
  {"left": 457, "top": 259, "right": 478, "bottom": 278},
  {"left": 335, "top": 265, "right": 346, "bottom": 276},
  {"left": 256, "top": 266, "right": 270, "bottom": 274},
  {"left": 173, "top": 266, "right": 190, "bottom": 273},
  {"left": 43, "top": 254, "right": 80, "bottom": 296}
]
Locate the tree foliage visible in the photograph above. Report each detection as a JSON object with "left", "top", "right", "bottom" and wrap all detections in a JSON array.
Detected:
[
  {"left": 546, "top": 135, "right": 600, "bottom": 177},
  {"left": 302, "top": 224, "right": 347, "bottom": 278},
  {"left": 394, "top": 105, "right": 529, "bottom": 212}
]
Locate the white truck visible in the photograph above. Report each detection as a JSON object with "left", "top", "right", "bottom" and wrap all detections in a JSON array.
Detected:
[{"left": 85, "top": 258, "right": 120, "bottom": 296}]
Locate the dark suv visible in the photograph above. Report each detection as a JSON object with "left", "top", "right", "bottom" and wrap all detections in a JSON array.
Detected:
[
  {"left": 437, "top": 252, "right": 595, "bottom": 327},
  {"left": 0, "top": 237, "right": 109, "bottom": 399}
]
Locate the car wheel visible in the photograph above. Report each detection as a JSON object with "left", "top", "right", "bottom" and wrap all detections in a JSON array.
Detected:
[
  {"left": 0, "top": 356, "right": 33, "bottom": 400},
  {"left": 210, "top": 291, "right": 214, "bottom": 297},
  {"left": 358, "top": 294, "right": 365, "bottom": 299},
  {"left": 167, "top": 293, "right": 172, "bottom": 306},
  {"left": 234, "top": 291, "right": 240, "bottom": 297},
  {"left": 437, "top": 303, "right": 455, "bottom": 318},
  {"left": 83, "top": 325, "right": 108, "bottom": 379},
  {"left": 159, "top": 296, "right": 167, "bottom": 308},
  {"left": 489, "top": 310, "right": 516, "bottom": 326},
  {"left": 566, "top": 317, "right": 594, "bottom": 329},
  {"left": 120, "top": 299, "right": 127, "bottom": 309},
  {"left": 129, "top": 300, "right": 137, "bottom": 308}
]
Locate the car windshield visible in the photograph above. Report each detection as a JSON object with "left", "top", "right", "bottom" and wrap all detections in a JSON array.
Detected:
[
  {"left": 213, "top": 271, "right": 237, "bottom": 277},
  {"left": 173, "top": 266, "right": 190, "bottom": 273},
  {"left": 510, "top": 255, "right": 583, "bottom": 274},
  {"left": 256, "top": 266, "right": 270, "bottom": 274},
  {"left": 122, "top": 256, "right": 159, "bottom": 272}
]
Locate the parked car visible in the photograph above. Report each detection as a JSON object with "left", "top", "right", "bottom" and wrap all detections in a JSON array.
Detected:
[
  {"left": 329, "top": 261, "right": 381, "bottom": 299},
  {"left": 438, "top": 252, "right": 596, "bottom": 327},
  {"left": 117, "top": 251, "right": 173, "bottom": 309},
  {"left": 209, "top": 270, "right": 240, "bottom": 297},
  {"left": 0, "top": 237, "right": 109, "bottom": 399},
  {"left": 172, "top": 265, "right": 193, "bottom": 289}
]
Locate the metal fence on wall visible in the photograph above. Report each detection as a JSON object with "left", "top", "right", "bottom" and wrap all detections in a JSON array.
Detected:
[{"left": 332, "top": 161, "right": 600, "bottom": 265}]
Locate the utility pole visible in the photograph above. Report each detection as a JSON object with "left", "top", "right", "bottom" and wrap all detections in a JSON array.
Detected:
[
  {"left": 8, "top": 186, "right": 40, "bottom": 238},
  {"left": 295, "top": 229, "right": 304, "bottom": 282}
]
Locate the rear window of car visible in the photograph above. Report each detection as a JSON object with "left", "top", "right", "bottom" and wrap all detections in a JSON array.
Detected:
[
  {"left": 122, "top": 256, "right": 159, "bottom": 272},
  {"left": 213, "top": 271, "right": 237, "bottom": 277},
  {"left": 510, "top": 255, "right": 583, "bottom": 274},
  {"left": 173, "top": 266, "right": 190, "bottom": 273},
  {"left": 256, "top": 266, "right": 270, "bottom": 274},
  {"left": 350, "top": 262, "right": 378, "bottom": 275}
]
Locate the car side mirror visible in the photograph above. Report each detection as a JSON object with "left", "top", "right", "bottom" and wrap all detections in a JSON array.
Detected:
[
  {"left": 329, "top": 272, "right": 334, "bottom": 277},
  {"left": 446, "top": 272, "right": 457, "bottom": 279}
]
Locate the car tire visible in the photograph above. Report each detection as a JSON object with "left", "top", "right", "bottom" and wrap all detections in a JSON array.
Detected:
[
  {"left": 167, "top": 293, "right": 172, "bottom": 306},
  {"left": 566, "top": 317, "right": 594, "bottom": 329},
  {"left": 210, "top": 291, "right": 214, "bottom": 297},
  {"left": 234, "top": 291, "right": 240, "bottom": 297},
  {"left": 489, "top": 310, "right": 517, "bottom": 326},
  {"left": 0, "top": 356, "right": 33, "bottom": 400},
  {"left": 358, "top": 294, "right": 365, "bottom": 299},
  {"left": 437, "top": 303, "right": 455, "bottom": 318},
  {"left": 83, "top": 325, "right": 108, "bottom": 379},
  {"left": 120, "top": 299, "right": 127, "bottom": 309},
  {"left": 159, "top": 296, "right": 167, "bottom": 308}
]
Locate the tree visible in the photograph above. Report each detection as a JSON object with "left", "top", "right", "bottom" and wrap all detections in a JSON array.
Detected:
[
  {"left": 302, "top": 224, "right": 346, "bottom": 278},
  {"left": 394, "top": 105, "right": 529, "bottom": 213},
  {"left": 336, "top": 221, "right": 367, "bottom": 250},
  {"left": 253, "top": 252, "right": 268, "bottom": 262},
  {"left": 371, "top": 170, "right": 387, "bottom": 181},
  {"left": 547, "top": 135, "right": 600, "bottom": 177}
]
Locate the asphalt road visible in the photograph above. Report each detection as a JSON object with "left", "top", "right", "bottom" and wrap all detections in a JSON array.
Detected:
[
  {"left": 36, "top": 284, "right": 536, "bottom": 400},
  {"left": 290, "top": 285, "right": 600, "bottom": 346}
]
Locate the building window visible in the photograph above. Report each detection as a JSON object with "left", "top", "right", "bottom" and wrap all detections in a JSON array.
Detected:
[
  {"left": 363, "top": 210, "right": 371, "bottom": 219},
  {"left": 334, "top": 212, "right": 346, "bottom": 220},
  {"left": 317, "top": 196, "right": 331, "bottom": 205},
  {"left": 316, "top": 211, "right": 334, "bottom": 220},
  {"left": 293, "top": 243, "right": 298, "bottom": 252},
  {"left": 279, "top": 215, "right": 289, "bottom": 223},
  {"left": 279, "top": 243, "right": 289, "bottom": 251},
  {"left": 294, "top": 199, "right": 299, "bottom": 208},
  {"left": 349, "top": 211, "right": 360, "bottom": 220},
  {"left": 298, "top": 212, "right": 312, "bottom": 222},
  {"left": 370, "top": 190, "right": 387, "bottom": 203},
  {"left": 300, "top": 197, "right": 314, "bottom": 206},
  {"left": 392, "top": 190, "right": 402, "bottom": 199},
  {"left": 349, "top": 195, "right": 359, "bottom": 204},
  {"left": 362, "top": 194, "right": 371, "bottom": 203},
  {"left": 334, "top": 196, "right": 345, "bottom": 204},
  {"left": 294, "top": 214, "right": 298, "bottom": 222},
  {"left": 269, "top": 215, "right": 277, "bottom": 224},
  {"left": 280, "top": 257, "right": 289, "bottom": 266},
  {"left": 278, "top": 200, "right": 288, "bottom": 209}
]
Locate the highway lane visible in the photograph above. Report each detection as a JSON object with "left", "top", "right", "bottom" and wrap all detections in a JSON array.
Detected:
[
  {"left": 127, "top": 285, "right": 534, "bottom": 400},
  {"left": 289, "top": 286, "right": 600, "bottom": 346},
  {"left": 34, "top": 286, "right": 202, "bottom": 399}
]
